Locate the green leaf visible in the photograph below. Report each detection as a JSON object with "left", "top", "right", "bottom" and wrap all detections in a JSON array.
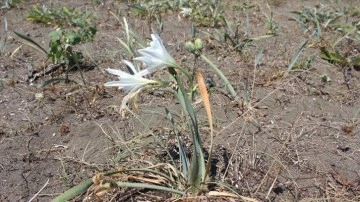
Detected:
[
  {"left": 174, "top": 76, "right": 206, "bottom": 194},
  {"left": 200, "top": 54, "right": 237, "bottom": 99},
  {"left": 287, "top": 39, "right": 308, "bottom": 72},
  {"left": 49, "top": 28, "right": 62, "bottom": 42},
  {"left": 320, "top": 47, "right": 349, "bottom": 67},
  {"left": 320, "top": 47, "right": 331, "bottom": 61},
  {"left": 165, "top": 108, "right": 188, "bottom": 176},
  {"left": 52, "top": 179, "right": 93, "bottom": 202}
]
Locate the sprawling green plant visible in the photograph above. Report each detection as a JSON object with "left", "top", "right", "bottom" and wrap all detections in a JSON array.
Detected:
[
  {"left": 320, "top": 47, "right": 360, "bottom": 70},
  {"left": 289, "top": 5, "right": 341, "bottom": 37},
  {"left": 53, "top": 18, "right": 240, "bottom": 201},
  {"left": 14, "top": 26, "right": 96, "bottom": 84},
  {"left": 128, "top": 0, "right": 179, "bottom": 32},
  {"left": 14, "top": 5, "right": 97, "bottom": 87},
  {"left": 27, "top": 5, "right": 94, "bottom": 27},
  {"left": 202, "top": 17, "right": 274, "bottom": 54}
]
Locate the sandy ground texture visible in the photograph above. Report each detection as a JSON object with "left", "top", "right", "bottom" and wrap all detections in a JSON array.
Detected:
[{"left": 0, "top": 0, "right": 359, "bottom": 201}]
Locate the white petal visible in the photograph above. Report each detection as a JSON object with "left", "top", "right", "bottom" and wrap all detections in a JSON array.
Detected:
[
  {"left": 104, "top": 75, "right": 157, "bottom": 92},
  {"left": 105, "top": 68, "right": 133, "bottom": 78},
  {"left": 133, "top": 33, "right": 177, "bottom": 72},
  {"left": 122, "top": 59, "right": 137, "bottom": 74}
]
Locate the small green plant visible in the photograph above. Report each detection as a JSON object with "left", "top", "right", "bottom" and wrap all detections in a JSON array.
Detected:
[
  {"left": 320, "top": 46, "right": 360, "bottom": 88},
  {"left": 27, "top": 5, "right": 94, "bottom": 27},
  {"left": 128, "top": 1, "right": 177, "bottom": 32},
  {"left": 202, "top": 17, "right": 274, "bottom": 54},
  {"left": 320, "top": 47, "right": 360, "bottom": 69},
  {"left": 263, "top": 4, "right": 279, "bottom": 35},
  {"left": 14, "top": 26, "right": 96, "bottom": 87},
  {"left": 15, "top": 26, "right": 96, "bottom": 67},
  {"left": 14, "top": 5, "right": 97, "bottom": 87},
  {"left": 289, "top": 5, "right": 348, "bottom": 37},
  {"left": 333, "top": 20, "right": 360, "bottom": 47},
  {"left": 47, "top": 27, "right": 97, "bottom": 65},
  {"left": 181, "top": 0, "right": 225, "bottom": 27},
  {"left": 264, "top": 11, "right": 278, "bottom": 35}
]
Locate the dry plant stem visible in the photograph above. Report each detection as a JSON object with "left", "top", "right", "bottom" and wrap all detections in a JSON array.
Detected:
[
  {"left": 215, "top": 72, "right": 300, "bottom": 136},
  {"left": 28, "top": 179, "right": 49, "bottom": 202},
  {"left": 221, "top": 122, "right": 247, "bottom": 181},
  {"left": 266, "top": 172, "right": 279, "bottom": 200},
  {"left": 253, "top": 152, "right": 281, "bottom": 195}
]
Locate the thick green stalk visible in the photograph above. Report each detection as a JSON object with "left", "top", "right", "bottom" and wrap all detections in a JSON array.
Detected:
[{"left": 200, "top": 54, "right": 238, "bottom": 99}]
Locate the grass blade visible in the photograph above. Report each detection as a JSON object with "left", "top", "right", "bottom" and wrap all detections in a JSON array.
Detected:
[
  {"left": 287, "top": 39, "right": 308, "bottom": 72},
  {"left": 13, "top": 31, "right": 48, "bottom": 55}
]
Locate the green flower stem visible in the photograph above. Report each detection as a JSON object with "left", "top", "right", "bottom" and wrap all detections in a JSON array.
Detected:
[
  {"left": 200, "top": 54, "right": 238, "bottom": 99},
  {"left": 142, "top": 81, "right": 169, "bottom": 92},
  {"left": 171, "top": 63, "right": 192, "bottom": 80}
]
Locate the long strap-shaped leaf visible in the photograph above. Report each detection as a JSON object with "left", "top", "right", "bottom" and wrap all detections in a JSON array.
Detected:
[
  {"left": 52, "top": 179, "right": 93, "bottom": 202},
  {"left": 165, "top": 108, "right": 189, "bottom": 176},
  {"left": 173, "top": 73, "right": 206, "bottom": 194},
  {"left": 287, "top": 39, "right": 308, "bottom": 72},
  {"left": 13, "top": 31, "right": 48, "bottom": 55}
]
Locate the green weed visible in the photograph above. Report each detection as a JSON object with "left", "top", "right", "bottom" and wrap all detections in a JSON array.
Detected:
[
  {"left": 14, "top": 4, "right": 97, "bottom": 87},
  {"left": 182, "top": 0, "right": 225, "bottom": 27},
  {"left": 128, "top": 1, "right": 177, "bottom": 32},
  {"left": 27, "top": 5, "right": 94, "bottom": 27}
]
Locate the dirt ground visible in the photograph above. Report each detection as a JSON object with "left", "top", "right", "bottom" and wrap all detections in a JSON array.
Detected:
[{"left": 0, "top": 0, "right": 359, "bottom": 201}]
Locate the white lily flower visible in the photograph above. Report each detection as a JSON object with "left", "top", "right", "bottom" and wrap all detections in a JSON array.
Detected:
[
  {"left": 134, "top": 33, "right": 177, "bottom": 77},
  {"left": 104, "top": 60, "right": 158, "bottom": 92}
]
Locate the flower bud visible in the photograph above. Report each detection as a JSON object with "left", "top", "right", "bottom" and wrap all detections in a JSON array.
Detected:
[
  {"left": 194, "top": 38, "right": 203, "bottom": 51},
  {"left": 185, "top": 41, "right": 196, "bottom": 53}
]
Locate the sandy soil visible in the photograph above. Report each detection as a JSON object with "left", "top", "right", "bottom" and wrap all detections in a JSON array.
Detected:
[{"left": 0, "top": 0, "right": 359, "bottom": 201}]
